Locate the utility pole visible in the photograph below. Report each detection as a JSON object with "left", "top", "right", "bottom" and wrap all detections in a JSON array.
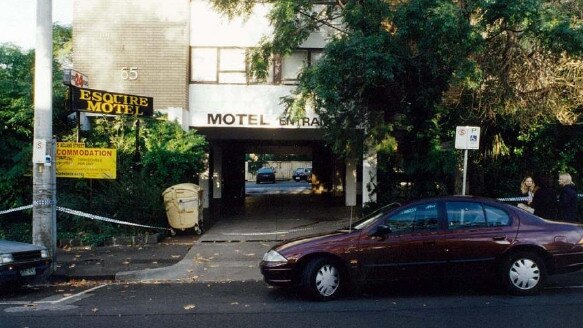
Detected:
[{"left": 32, "top": 0, "right": 56, "bottom": 264}]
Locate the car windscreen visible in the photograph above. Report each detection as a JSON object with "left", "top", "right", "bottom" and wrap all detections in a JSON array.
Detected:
[{"left": 343, "top": 202, "right": 402, "bottom": 230}]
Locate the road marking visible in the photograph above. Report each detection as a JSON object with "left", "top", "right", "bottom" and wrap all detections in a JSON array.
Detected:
[{"left": 0, "top": 283, "right": 108, "bottom": 305}]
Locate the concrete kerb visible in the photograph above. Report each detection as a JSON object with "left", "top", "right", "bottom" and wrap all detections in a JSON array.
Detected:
[{"left": 58, "top": 233, "right": 163, "bottom": 248}]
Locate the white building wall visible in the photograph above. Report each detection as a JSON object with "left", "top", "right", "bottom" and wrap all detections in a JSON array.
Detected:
[
  {"left": 188, "top": 1, "right": 328, "bottom": 130},
  {"left": 188, "top": 0, "right": 367, "bottom": 206},
  {"left": 190, "top": 0, "right": 334, "bottom": 48},
  {"left": 345, "top": 159, "right": 357, "bottom": 206},
  {"left": 189, "top": 84, "right": 321, "bottom": 129}
]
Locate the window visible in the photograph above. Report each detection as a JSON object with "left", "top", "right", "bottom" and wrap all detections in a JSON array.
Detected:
[
  {"left": 282, "top": 50, "right": 308, "bottom": 82},
  {"left": 191, "top": 47, "right": 323, "bottom": 85},
  {"left": 385, "top": 203, "right": 439, "bottom": 233},
  {"left": 311, "top": 50, "right": 324, "bottom": 64},
  {"left": 274, "top": 49, "right": 324, "bottom": 85},
  {"left": 446, "top": 202, "right": 485, "bottom": 229},
  {"left": 191, "top": 47, "right": 249, "bottom": 84},
  {"left": 446, "top": 202, "right": 509, "bottom": 229},
  {"left": 484, "top": 205, "right": 511, "bottom": 226},
  {"left": 413, "top": 203, "right": 440, "bottom": 231},
  {"left": 191, "top": 48, "right": 218, "bottom": 82},
  {"left": 219, "top": 48, "right": 247, "bottom": 84}
]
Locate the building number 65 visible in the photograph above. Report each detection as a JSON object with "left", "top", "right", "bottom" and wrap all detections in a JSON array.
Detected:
[{"left": 121, "top": 67, "right": 138, "bottom": 80}]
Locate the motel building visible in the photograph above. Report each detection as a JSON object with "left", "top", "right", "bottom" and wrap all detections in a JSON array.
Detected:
[{"left": 72, "top": 0, "right": 377, "bottom": 217}]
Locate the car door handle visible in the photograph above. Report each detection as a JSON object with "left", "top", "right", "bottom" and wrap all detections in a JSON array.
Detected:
[{"left": 492, "top": 236, "right": 506, "bottom": 241}]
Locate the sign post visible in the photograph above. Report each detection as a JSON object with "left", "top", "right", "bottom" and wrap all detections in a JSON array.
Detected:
[
  {"left": 62, "top": 69, "right": 89, "bottom": 142},
  {"left": 455, "top": 126, "right": 481, "bottom": 195}
]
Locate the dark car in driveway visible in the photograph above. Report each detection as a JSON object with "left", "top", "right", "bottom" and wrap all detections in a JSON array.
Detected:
[
  {"left": 292, "top": 168, "right": 312, "bottom": 182},
  {"left": 0, "top": 240, "right": 52, "bottom": 287},
  {"left": 256, "top": 167, "right": 276, "bottom": 184},
  {"left": 260, "top": 196, "right": 583, "bottom": 300}
]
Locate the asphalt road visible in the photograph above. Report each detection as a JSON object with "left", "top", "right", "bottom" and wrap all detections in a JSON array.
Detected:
[{"left": 2, "top": 271, "right": 583, "bottom": 328}]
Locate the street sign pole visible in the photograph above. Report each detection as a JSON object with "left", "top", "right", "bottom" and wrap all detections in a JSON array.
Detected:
[
  {"left": 455, "top": 126, "right": 481, "bottom": 196},
  {"left": 462, "top": 149, "right": 468, "bottom": 195},
  {"left": 62, "top": 69, "right": 89, "bottom": 142}
]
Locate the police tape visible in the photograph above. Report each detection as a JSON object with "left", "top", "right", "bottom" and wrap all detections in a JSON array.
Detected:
[
  {"left": 0, "top": 203, "right": 172, "bottom": 233},
  {"left": 0, "top": 205, "right": 34, "bottom": 215},
  {"left": 497, "top": 196, "right": 529, "bottom": 202},
  {"left": 56, "top": 207, "right": 174, "bottom": 232},
  {"left": 497, "top": 194, "right": 583, "bottom": 202}
]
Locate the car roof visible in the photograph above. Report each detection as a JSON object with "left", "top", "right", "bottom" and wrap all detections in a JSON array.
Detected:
[{"left": 401, "top": 195, "right": 505, "bottom": 207}]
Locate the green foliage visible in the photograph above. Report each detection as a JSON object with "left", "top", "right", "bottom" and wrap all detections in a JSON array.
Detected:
[
  {"left": 0, "top": 220, "right": 32, "bottom": 243},
  {"left": 140, "top": 118, "right": 208, "bottom": 185},
  {"left": 47, "top": 115, "right": 209, "bottom": 245},
  {"left": 290, "top": 0, "right": 475, "bottom": 197},
  {"left": 57, "top": 115, "right": 208, "bottom": 231},
  {"left": 0, "top": 25, "right": 70, "bottom": 210},
  {"left": 0, "top": 25, "right": 209, "bottom": 244},
  {"left": 213, "top": 0, "right": 583, "bottom": 204},
  {"left": 0, "top": 45, "right": 35, "bottom": 209}
]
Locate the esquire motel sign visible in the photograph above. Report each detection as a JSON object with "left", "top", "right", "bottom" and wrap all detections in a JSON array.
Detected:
[{"left": 71, "top": 87, "right": 154, "bottom": 117}]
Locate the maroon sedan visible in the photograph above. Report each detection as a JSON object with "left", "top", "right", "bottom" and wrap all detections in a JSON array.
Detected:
[{"left": 260, "top": 196, "right": 583, "bottom": 300}]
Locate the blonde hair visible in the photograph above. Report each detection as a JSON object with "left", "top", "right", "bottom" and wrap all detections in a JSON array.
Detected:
[
  {"left": 520, "top": 176, "right": 536, "bottom": 194},
  {"left": 559, "top": 173, "right": 574, "bottom": 185}
]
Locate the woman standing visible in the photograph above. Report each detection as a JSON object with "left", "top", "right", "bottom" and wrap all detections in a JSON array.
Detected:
[
  {"left": 531, "top": 175, "right": 557, "bottom": 219},
  {"left": 520, "top": 176, "right": 537, "bottom": 205},
  {"left": 558, "top": 173, "right": 578, "bottom": 222}
]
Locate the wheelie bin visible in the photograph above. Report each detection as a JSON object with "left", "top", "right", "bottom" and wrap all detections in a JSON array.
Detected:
[{"left": 162, "top": 183, "right": 204, "bottom": 234}]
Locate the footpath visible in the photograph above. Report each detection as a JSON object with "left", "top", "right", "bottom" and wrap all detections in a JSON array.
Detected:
[{"left": 52, "top": 197, "right": 354, "bottom": 284}]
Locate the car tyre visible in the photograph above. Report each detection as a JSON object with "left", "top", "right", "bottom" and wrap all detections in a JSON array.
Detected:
[
  {"left": 500, "top": 251, "right": 546, "bottom": 296},
  {"left": 301, "top": 258, "right": 342, "bottom": 301}
]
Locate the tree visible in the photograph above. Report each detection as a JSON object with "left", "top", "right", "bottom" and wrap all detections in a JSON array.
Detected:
[
  {"left": 0, "top": 44, "right": 35, "bottom": 209},
  {"left": 1, "top": 25, "right": 210, "bottom": 243},
  {"left": 57, "top": 115, "right": 208, "bottom": 231},
  {"left": 211, "top": 0, "right": 583, "bottom": 201},
  {"left": 0, "top": 24, "right": 72, "bottom": 210}
]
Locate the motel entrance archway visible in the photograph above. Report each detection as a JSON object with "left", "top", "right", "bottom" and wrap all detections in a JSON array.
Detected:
[{"left": 195, "top": 127, "right": 361, "bottom": 223}]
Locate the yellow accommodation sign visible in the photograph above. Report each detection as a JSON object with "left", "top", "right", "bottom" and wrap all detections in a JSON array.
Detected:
[{"left": 56, "top": 142, "right": 117, "bottom": 179}]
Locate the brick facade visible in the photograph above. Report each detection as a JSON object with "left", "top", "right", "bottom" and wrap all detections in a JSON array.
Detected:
[{"left": 72, "top": 0, "right": 189, "bottom": 112}]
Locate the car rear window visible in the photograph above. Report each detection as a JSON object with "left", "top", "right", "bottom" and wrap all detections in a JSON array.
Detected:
[
  {"left": 483, "top": 205, "right": 510, "bottom": 226},
  {"left": 446, "top": 202, "right": 510, "bottom": 229}
]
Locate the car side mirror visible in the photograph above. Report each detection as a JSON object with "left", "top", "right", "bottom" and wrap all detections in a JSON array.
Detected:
[{"left": 371, "top": 224, "right": 391, "bottom": 237}]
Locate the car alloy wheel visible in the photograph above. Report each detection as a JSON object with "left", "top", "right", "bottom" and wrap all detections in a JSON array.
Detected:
[
  {"left": 502, "top": 252, "right": 546, "bottom": 296},
  {"left": 302, "top": 258, "right": 341, "bottom": 301}
]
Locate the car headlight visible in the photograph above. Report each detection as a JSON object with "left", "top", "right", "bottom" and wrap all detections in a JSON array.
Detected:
[
  {"left": 0, "top": 253, "right": 14, "bottom": 264},
  {"left": 40, "top": 249, "right": 50, "bottom": 259},
  {"left": 262, "top": 250, "right": 287, "bottom": 262}
]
